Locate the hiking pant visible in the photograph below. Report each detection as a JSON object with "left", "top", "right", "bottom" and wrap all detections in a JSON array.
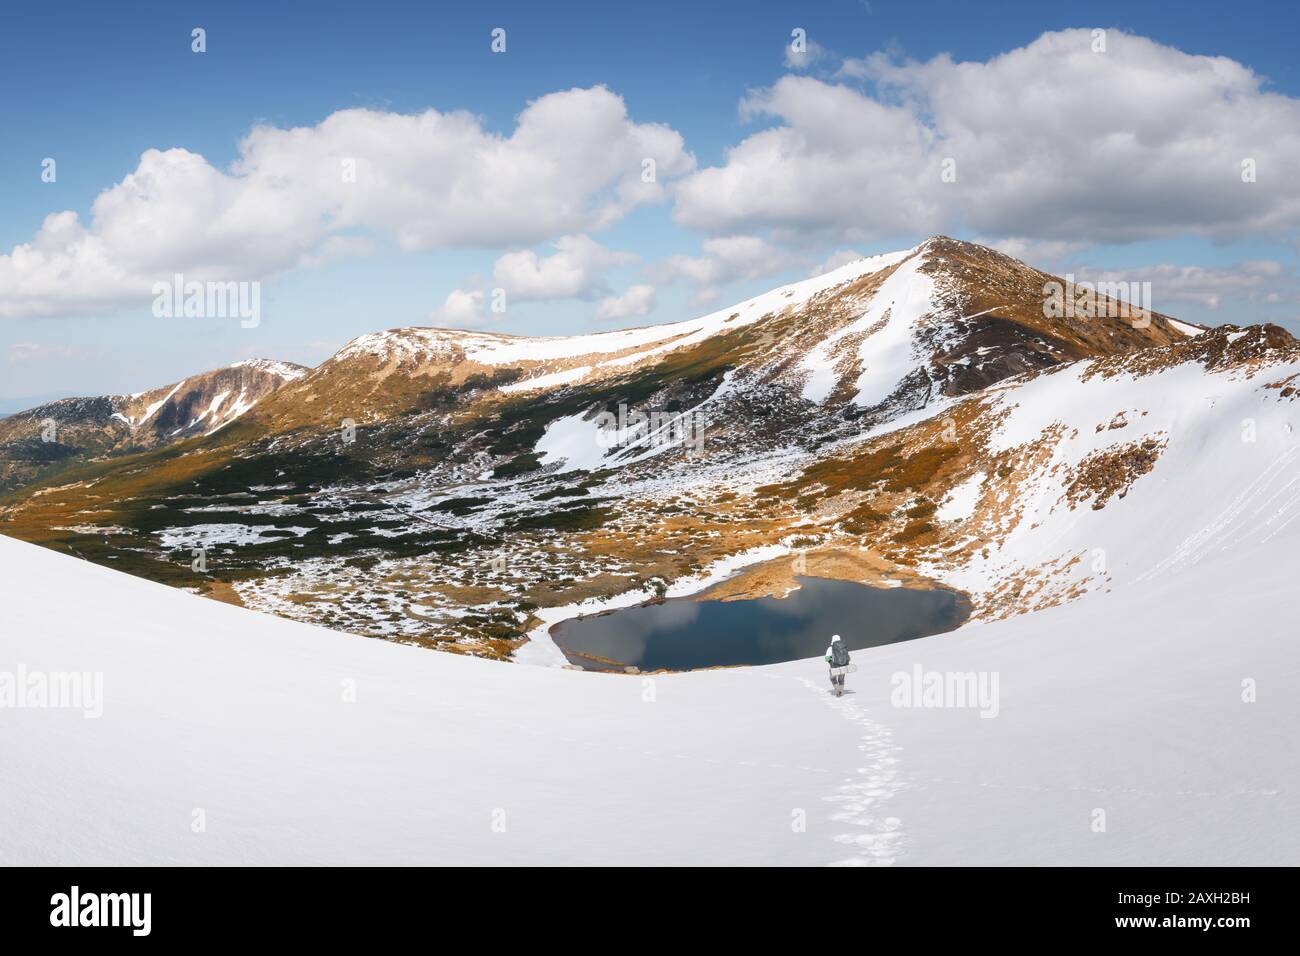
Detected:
[{"left": 830, "top": 669, "right": 845, "bottom": 688}]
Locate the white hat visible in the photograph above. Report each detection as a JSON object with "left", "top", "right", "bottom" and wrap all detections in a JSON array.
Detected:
[{"left": 831, "top": 634, "right": 841, "bottom": 642}]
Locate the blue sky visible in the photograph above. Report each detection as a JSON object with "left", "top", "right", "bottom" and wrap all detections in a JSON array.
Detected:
[{"left": 2, "top": 0, "right": 1299, "bottom": 401}]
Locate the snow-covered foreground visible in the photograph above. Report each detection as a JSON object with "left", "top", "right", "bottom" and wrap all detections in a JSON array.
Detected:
[{"left": 1, "top": 530, "right": 1295, "bottom": 865}]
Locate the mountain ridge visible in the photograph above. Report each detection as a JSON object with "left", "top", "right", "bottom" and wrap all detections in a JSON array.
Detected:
[
  {"left": 0, "top": 359, "right": 308, "bottom": 492},
  {"left": 1, "top": 236, "right": 1293, "bottom": 662}
]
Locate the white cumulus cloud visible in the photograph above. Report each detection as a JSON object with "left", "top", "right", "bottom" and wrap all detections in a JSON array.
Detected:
[
  {"left": 1, "top": 86, "right": 693, "bottom": 319},
  {"left": 432, "top": 235, "right": 639, "bottom": 325},
  {"left": 654, "top": 235, "right": 799, "bottom": 304},
  {"left": 808, "top": 249, "right": 866, "bottom": 277},
  {"left": 1076, "top": 260, "right": 1294, "bottom": 312},
  {"left": 428, "top": 288, "right": 491, "bottom": 328},
  {"left": 595, "top": 284, "right": 656, "bottom": 322},
  {"left": 675, "top": 29, "right": 1300, "bottom": 247},
  {"left": 492, "top": 235, "right": 636, "bottom": 302}
]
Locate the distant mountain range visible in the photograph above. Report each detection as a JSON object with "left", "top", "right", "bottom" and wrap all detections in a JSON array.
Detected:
[
  {"left": 3, "top": 237, "right": 1296, "bottom": 665},
  {"left": 0, "top": 359, "right": 306, "bottom": 493}
]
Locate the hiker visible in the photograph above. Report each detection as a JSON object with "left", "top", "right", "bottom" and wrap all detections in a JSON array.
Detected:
[{"left": 825, "top": 634, "right": 851, "bottom": 696}]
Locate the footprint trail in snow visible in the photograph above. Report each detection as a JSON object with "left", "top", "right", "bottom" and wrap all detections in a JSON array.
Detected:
[{"left": 798, "top": 677, "right": 907, "bottom": 867}]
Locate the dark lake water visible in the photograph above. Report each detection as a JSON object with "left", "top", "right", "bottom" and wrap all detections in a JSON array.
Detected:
[{"left": 550, "top": 576, "right": 971, "bottom": 672}]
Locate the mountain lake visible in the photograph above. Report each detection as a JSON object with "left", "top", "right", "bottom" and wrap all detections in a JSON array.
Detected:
[{"left": 550, "top": 575, "right": 972, "bottom": 671}]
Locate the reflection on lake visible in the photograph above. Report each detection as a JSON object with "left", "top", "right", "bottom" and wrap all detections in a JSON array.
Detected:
[{"left": 551, "top": 576, "right": 971, "bottom": 671}]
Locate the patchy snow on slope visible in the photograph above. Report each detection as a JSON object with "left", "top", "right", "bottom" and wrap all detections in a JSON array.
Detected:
[
  {"left": 800, "top": 356, "right": 842, "bottom": 404},
  {"left": 189, "top": 389, "right": 231, "bottom": 429},
  {"left": 853, "top": 255, "right": 939, "bottom": 408},
  {"left": 128, "top": 380, "right": 186, "bottom": 428},
  {"left": 331, "top": 328, "right": 518, "bottom": 364},
  {"left": 158, "top": 523, "right": 314, "bottom": 549},
  {"left": 206, "top": 389, "right": 258, "bottom": 435},
  {"left": 533, "top": 372, "right": 736, "bottom": 474},
  {"left": 1167, "top": 318, "right": 1205, "bottom": 337},
  {"left": 230, "top": 358, "right": 307, "bottom": 380},
  {"left": 933, "top": 348, "right": 1300, "bottom": 615},
  {"left": 534, "top": 412, "right": 611, "bottom": 473},
  {"left": 499, "top": 365, "right": 594, "bottom": 394},
  {"left": 936, "top": 472, "right": 985, "bottom": 523},
  {"left": 797, "top": 248, "right": 939, "bottom": 406}
]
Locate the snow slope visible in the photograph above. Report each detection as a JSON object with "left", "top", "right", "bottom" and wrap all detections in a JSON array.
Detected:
[
  {"left": 473, "top": 246, "right": 916, "bottom": 370},
  {"left": 798, "top": 250, "right": 940, "bottom": 407},
  {"left": 2, "top": 527, "right": 1294, "bottom": 866},
  {"left": 929, "top": 331, "right": 1300, "bottom": 613},
  {"left": 326, "top": 246, "right": 917, "bottom": 389}
]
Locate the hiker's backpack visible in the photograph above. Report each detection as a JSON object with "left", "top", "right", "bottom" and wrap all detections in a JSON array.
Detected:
[{"left": 831, "top": 641, "right": 850, "bottom": 667}]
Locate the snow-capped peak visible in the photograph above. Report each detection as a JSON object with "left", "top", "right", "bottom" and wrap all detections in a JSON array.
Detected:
[
  {"left": 329, "top": 328, "right": 523, "bottom": 364},
  {"left": 229, "top": 358, "right": 308, "bottom": 381}
]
